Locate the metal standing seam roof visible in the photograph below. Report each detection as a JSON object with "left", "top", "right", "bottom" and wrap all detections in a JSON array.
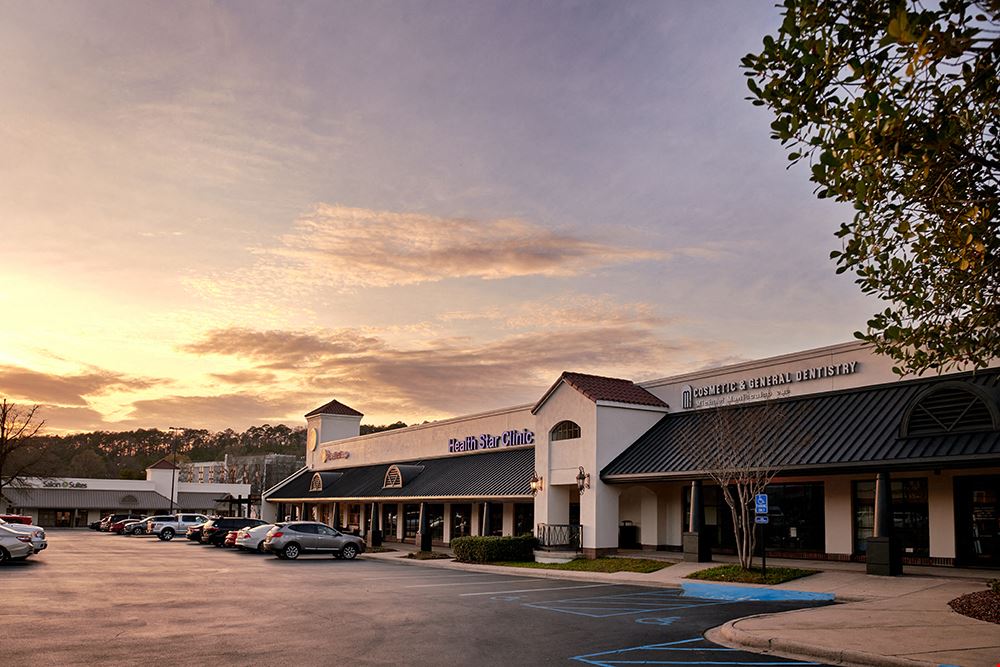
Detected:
[
  {"left": 266, "top": 446, "right": 534, "bottom": 501},
  {"left": 601, "top": 369, "right": 1000, "bottom": 480},
  {"left": 176, "top": 491, "right": 236, "bottom": 509},
  {"left": 1, "top": 488, "right": 173, "bottom": 509}
]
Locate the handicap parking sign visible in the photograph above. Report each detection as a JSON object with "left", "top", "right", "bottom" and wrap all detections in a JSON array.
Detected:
[{"left": 755, "top": 493, "right": 768, "bottom": 514}]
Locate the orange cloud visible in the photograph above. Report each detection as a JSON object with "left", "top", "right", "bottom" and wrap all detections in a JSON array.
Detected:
[
  {"left": 0, "top": 365, "right": 163, "bottom": 407},
  {"left": 246, "top": 205, "right": 664, "bottom": 290}
]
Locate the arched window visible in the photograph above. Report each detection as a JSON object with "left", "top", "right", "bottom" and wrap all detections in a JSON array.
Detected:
[
  {"left": 309, "top": 472, "right": 324, "bottom": 492},
  {"left": 901, "top": 381, "right": 999, "bottom": 437},
  {"left": 120, "top": 494, "right": 138, "bottom": 506},
  {"left": 550, "top": 420, "right": 581, "bottom": 442},
  {"left": 384, "top": 465, "right": 403, "bottom": 489}
]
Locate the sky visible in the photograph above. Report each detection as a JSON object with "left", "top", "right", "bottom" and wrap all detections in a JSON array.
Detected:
[{"left": 0, "top": 1, "right": 878, "bottom": 434}]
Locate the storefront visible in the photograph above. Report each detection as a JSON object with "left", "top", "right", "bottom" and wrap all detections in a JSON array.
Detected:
[
  {"left": 2, "top": 460, "right": 251, "bottom": 527},
  {"left": 264, "top": 341, "right": 1000, "bottom": 567}
]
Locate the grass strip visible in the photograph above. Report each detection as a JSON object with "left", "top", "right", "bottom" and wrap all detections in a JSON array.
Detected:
[
  {"left": 686, "top": 564, "right": 818, "bottom": 585},
  {"left": 490, "top": 557, "right": 671, "bottom": 573}
]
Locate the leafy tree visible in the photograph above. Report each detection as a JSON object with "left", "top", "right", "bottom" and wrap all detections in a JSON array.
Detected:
[
  {"left": 0, "top": 398, "right": 46, "bottom": 500},
  {"left": 743, "top": 0, "right": 999, "bottom": 374}
]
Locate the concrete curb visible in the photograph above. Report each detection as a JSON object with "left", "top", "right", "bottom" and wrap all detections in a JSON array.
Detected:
[{"left": 707, "top": 615, "right": 940, "bottom": 667}]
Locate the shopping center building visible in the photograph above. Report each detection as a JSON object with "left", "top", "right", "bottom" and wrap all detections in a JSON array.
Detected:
[
  {"left": 2, "top": 459, "right": 252, "bottom": 527},
  {"left": 263, "top": 341, "right": 1000, "bottom": 569}
]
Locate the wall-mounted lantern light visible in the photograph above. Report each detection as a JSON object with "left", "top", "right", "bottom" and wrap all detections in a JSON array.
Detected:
[
  {"left": 576, "top": 466, "right": 591, "bottom": 495},
  {"left": 529, "top": 471, "right": 543, "bottom": 496}
]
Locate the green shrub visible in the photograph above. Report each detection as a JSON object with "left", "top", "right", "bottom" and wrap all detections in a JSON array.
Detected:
[
  {"left": 451, "top": 535, "right": 537, "bottom": 563},
  {"left": 988, "top": 578, "right": 1000, "bottom": 594}
]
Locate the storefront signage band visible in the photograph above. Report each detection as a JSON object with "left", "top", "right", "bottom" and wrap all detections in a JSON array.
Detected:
[
  {"left": 448, "top": 428, "right": 535, "bottom": 453},
  {"left": 681, "top": 361, "right": 860, "bottom": 409},
  {"left": 42, "top": 480, "right": 88, "bottom": 489}
]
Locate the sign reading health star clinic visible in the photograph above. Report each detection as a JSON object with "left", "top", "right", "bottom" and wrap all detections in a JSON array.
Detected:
[{"left": 448, "top": 429, "right": 535, "bottom": 453}]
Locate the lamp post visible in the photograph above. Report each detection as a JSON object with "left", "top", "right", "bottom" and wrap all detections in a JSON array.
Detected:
[{"left": 167, "top": 427, "right": 183, "bottom": 515}]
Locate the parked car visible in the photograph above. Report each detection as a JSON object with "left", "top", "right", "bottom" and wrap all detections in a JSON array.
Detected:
[
  {"left": 186, "top": 523, "right": 208, "bottom": 542},
  {"left": 89, "top": 520, "right": 102, "bottom": 530},
  {"left": 223, "top": 530, "right": 239, "bottom": 548},
  {"left": 147, "top": 514, "right": 209, "bottom": 541},
  {"left": 263, "top": 522, "right": 365, "bottom": 560},
  {"left": 235, "top": 524, "right": 275, "bottom": 553},
  {"left": 0, "top": 525, "right": 35, "bottom": 563},
  {"left": 121, "top": 519, "right": 149, "bottom": 535},
  {"left": 0, "top": 519, "right": 46, "bottom": 553},
  {"left": 110, "top": 515, "right": 146, "bottom": 534},
  {"left": 0, "top": 514, "right": 32, "bottom": 525},
  {"left": 99, "top": 514, "right": 136, "bottom": 532},
  {"left": 201, "top": 517, "right": 268, "bottom": 547}
]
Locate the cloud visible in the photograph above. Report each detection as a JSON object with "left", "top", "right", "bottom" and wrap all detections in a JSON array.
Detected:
[
  {"left": 122, "top": 392, "right": 316, "bottom": 431},
  {"left": 209, "top": 369, "right": 278, "bottom": 384},
  {"left": 181, "top": 317, "right": 725, "bottom": 419},
  {"left": 240, "top": 204, "right": 663, "bottom": 290},
  {"left": 181, "top": 327, "right": 381, "bottom": 370},
  {"left": 0, "top": 364, "right": 162, "bottom": 407}
]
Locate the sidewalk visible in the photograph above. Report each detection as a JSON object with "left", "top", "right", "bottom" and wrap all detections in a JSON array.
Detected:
[{"left": 364, "top": 544, "right": 1000, "bottom": 667}]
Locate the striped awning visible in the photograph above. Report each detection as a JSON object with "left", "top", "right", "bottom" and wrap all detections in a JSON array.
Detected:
[
  {"left": 266, "top": 446, "right": 533, "bottom": 502},
  {"left": 1, "top": 488, "right": 172, "bottom": 510}
]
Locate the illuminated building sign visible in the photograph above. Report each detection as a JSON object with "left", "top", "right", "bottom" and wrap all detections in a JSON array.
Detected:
[
  {"left": 681, "top": 361, "right": 860, "bottom": 410},
  {"left": 448, "top": 428, "right": 535, "bottom": 453}
]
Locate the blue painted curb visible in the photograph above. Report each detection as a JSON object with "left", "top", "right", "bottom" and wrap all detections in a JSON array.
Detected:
[{"left": 681, "top": 581, "right": 834, "bottom": 602}]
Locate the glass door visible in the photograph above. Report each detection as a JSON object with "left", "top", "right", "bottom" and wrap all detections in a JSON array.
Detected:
[{"left": 956, "top": 475, "right": 1000, "bottom": 567}]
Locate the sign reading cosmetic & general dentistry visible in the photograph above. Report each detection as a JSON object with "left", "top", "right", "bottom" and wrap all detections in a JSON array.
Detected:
[{"left": 681, "top": 361, "right": 861, "bottom": 410}]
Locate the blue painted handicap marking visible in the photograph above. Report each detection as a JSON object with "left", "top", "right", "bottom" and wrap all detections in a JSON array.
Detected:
[
  {"left": 525, "top": 588, "right": 733, "bottom": 618},
  {"left": 681, "top": 582, "right": 834, "bottom": 602},
  {"left": 636, "top": 616, "right": 680, "bottom": 625},
  {"left": 572, "top": 636, "right": 819, "bottom": 666}
]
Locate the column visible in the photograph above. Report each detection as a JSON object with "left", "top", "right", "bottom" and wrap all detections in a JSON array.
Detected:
[
  {"left": 867, "top": 471, "right": 902, "bottom": 575},
  {"left": 416, "top": 501, "right": 432, "bottom": 552},
  {"left": 683, "top": 479, "right": 711, "bottom": 562},
  {"left": 367, "top": 501, "right": 382, "bottom": 548}
]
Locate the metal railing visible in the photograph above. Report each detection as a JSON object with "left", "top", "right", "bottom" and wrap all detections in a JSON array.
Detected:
[{"left": 536, "top": 523, "right": 582, "bottom": 550}]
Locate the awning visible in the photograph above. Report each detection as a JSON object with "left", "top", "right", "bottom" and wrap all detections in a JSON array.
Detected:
[
  {"left": 1, "top": 488, "right": 172, "bottom": 510},
  {"left": 602, "top": 369, "right": 1000, "bottom": 482},
  {"left": 266, "top": 446, "right": 533, "bottom": 502}
]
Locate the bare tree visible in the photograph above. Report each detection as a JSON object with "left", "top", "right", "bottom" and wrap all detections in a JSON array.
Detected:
[
  {"left": 0, "top": 398, "right": 46, "bottom": 503},
  {"left": 697, "top": 403, "right": 795, "bottom": 570}
]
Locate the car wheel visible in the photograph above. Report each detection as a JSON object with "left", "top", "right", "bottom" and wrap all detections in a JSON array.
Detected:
[
  {"left": 282, "top": 543, "right": 300, "bottom": 560},
  {"left": 256, "top": 541, "right": 265, "bottom": 553},
  {"left": 341, "top": 544, "right": 359, "bottom": 560},
  {"left": 0, "top": 547, "right": 9, "bottom": 564},
  {"left": 160, "top": 528, "right": 175, "bottom": 541}
]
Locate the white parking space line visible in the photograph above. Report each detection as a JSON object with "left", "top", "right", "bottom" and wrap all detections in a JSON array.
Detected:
[
  {"left": 405, "top": 578, "right": 539, "bottom": 588},
  {"left": 357, "top": 573, "right": 487, "bottom": 581},
  {"left": 460, "top": 583, "right": 619, "bottom": 597}
]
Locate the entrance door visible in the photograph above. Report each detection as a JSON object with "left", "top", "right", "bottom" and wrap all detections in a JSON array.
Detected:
[{"left": 955, "top": 475, "right": 1000, "bottom": 567}]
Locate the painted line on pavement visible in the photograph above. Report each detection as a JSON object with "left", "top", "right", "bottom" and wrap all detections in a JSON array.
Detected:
[
  {"left": 406, "top": 578, "right": 539, "bottom": 588},
  {"left": 680, "top": 582, "right": 834, "bottom": 602},
  {"left": 460, "top": 583, "right": 619, "bottom": 597}
]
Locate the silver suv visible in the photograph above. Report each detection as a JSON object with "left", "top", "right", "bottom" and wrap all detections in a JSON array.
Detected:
[
  {"left": 263, "top": 522, "right": 365, "bottom": 560},
  {"left": 147, "top": 514, "right": 209, "bottom": 541}
]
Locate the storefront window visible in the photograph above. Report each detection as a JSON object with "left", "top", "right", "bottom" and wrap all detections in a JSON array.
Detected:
[
  {"left": 382, "top": 504, "right": 399, "bottom": 540},
  {"left": 488, "top": 503, "right": 504, "bottom": 536},
  {"left": 347, "top": 504, "right": 361, "bottom": 533},
  {"left": 403, "top": 503, "right": 420, "bottom": 538},
  {"left": 763, "top": 483, "right": 825, "bottom": 553},
  {"left": 853, "top": 478, "right": 929, "bottom": 557},
  {"left": 449, "top": 504, "right": 471, "bottom": 540},
  {"left": 427, "top": 504, "right": 445, "bottom": 541},
  {"left": 514, "top": 503, "right": 534, "bottom": 536}
]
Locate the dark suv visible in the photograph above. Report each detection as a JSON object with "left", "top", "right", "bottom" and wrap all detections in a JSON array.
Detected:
[{"left": 200, "top": 517, "right": 268, "bottom": 547}]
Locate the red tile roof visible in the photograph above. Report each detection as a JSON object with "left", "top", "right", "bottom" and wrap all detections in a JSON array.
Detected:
[
  {"left": 305, "top": 399, "right": 364, "bottom": 418},
  {"left": 532, "top": 371, "right": 668, "bottom": 414}
]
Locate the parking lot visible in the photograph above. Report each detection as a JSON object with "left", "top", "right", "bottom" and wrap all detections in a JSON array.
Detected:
[{"left": 2, "top": 531, "right": 832, "bottom": 666}]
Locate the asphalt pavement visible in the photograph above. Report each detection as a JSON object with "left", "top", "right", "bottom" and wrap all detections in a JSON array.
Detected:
[{"left": 1, "top": 531, "right": 831, "bottom": 667}]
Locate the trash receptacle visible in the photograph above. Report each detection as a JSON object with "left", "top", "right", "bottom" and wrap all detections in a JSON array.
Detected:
[{"left": 618, "top": 520, "right": 638, "bottom": 548}]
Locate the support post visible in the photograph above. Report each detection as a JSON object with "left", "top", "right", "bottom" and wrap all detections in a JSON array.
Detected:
[
  {"left": 682, "top": 480, "right": 711, "bottom": 562},
  {"left": 367, "top": 501, "right": 382, "bottom": 548},
  {"left": 481, "top": 501, "right": 491, "bottom": 536},
  {"left": 866, "top": 471, "right": 902, "bottom": 576},
  {"left": 416, "top": 502, "right": 432, "bottom": 552}
]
